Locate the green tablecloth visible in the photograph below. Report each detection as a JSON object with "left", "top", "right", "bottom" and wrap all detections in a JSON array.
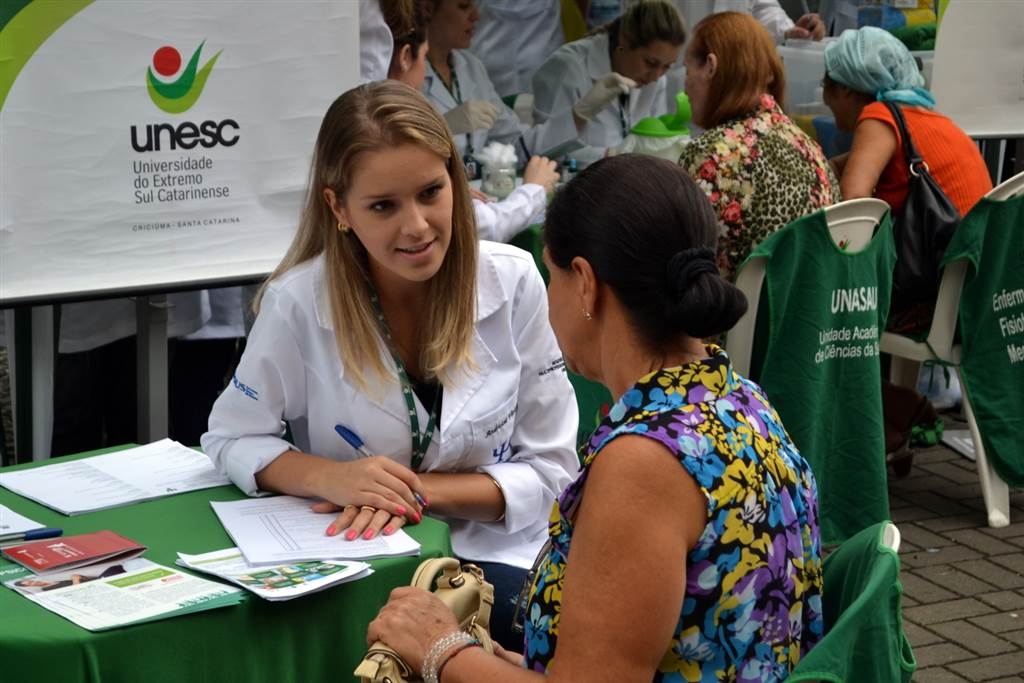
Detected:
[{"left": 0, "top": 448, "right": 452, "bottom": 683}]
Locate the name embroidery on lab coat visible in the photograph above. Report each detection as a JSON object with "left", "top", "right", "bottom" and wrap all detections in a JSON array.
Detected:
[
  {"left": 485, "top": 404, "right": 518, "bottom": 438},
  {"left": 231, "top": 374, "right": 259, "bottom": 400},
  {"left": 492, "top": 439, "right": 513, "bottom": 463},
  {"left": 537, "top": 357, "right": 566, "bottom": 380}
]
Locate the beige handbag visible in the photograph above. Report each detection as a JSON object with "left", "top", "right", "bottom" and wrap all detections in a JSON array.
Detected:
[{"left": 354, "top": 558, "right": 495, "bottom": 683}]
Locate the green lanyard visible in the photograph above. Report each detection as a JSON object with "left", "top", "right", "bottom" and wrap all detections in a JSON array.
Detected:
[
  {"left": 432, "top": 57, "right": 473, "bottom": 155},
  {"left": 369, "top": 292, "right": 441, "bottom": 471}
]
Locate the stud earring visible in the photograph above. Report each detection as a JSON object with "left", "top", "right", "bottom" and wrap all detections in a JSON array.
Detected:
[
  {"left": 337, "top": 221, "right": 350, "bottom": 233},
  {"left": 583, "top": 309, "right": 593, "bottom": 320}
]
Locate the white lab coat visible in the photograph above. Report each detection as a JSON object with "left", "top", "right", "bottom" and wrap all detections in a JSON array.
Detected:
[
  {"left": 182, "top": 285, "right": 258, "bottom": 340},
  {"left": 422, "top": 50, "right": 577, "bottom": 163},
  {"left": 673, "top": 0, "right": 794, "bottom": 44},
  {"left": 59, "top": 295, "right": 206, "bottom": 353},
  {"left": 473, "top": 183, "right": 546, "bottom": 243},
  {"left": 532, "top": 32, "right": 670, "bottom": 167},
  {"left": 469, "top": 0, "right": 564, "bottom": 97},
  {"left": 202, "top": 241, "right": 579, "bottom": 568},
  {"left": 359, "top": 0, "right": 392, "bottom": 83}
]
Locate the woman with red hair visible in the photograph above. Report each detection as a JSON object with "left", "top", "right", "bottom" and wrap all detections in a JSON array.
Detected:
[{"left": 678, "top": 11, "right": 840, "bottom": 280}]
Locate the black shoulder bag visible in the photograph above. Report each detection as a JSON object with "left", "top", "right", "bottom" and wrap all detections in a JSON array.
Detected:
[{"left": 884, "top": 101, "right": 962, "bottom": 332}]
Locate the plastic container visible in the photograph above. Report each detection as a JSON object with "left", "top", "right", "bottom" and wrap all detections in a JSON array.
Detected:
[
  {"left": 777, "top": 42, "right": 830, "bottom": 112},
  {"left": 616, "top": 92, "right": 692, "bottom": 161},
  {"left": 481, "top": 164, "right": 516, "bottom": 199}
]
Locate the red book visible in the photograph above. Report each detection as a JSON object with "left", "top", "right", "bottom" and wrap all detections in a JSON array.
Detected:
[{"left": 1, "top": 530, "right": 146, "bottom": 574}]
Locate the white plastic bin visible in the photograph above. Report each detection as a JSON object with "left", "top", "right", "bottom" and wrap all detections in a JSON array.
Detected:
[{"left": 778, "top": 42, "right": 829, "bottom": 112}]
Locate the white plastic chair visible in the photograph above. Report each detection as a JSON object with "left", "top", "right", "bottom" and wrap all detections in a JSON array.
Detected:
[
  {"left": 879, "top": 170, "right": 1024, "bottom": 528},
  {"left": 730, "top": 198, "right": 889, "bottom": 376}
]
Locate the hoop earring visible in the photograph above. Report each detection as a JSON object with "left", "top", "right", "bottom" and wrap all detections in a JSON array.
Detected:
[{"left": 337, "top": 221, "right": 350, "bottom": 233}]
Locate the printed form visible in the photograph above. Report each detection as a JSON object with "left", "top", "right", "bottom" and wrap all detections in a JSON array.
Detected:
[{"left": 211, "top": 496, "right": 421, "bottom": 565}]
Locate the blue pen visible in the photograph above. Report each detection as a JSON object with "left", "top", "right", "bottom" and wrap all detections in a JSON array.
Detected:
[
  {"left": 335, "top": 425, "right": 429, "bottom": 510},
  {"left": 0, "top": 527, "right": 63, "bottom": 544}
]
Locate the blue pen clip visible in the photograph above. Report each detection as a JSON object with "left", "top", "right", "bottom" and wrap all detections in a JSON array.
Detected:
[{"left": 335, "top": 424, "right": 373, "bottom": 458}]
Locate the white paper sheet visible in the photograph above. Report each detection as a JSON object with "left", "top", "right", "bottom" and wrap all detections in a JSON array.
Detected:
[
  {"left": 0, "top": 440, "right": 231, "bottom": 515},
  {"left": 0, "top": 504, "right": 45, "bottom": 538},
  {"left": 210, "top": 496, "right": 421, "bottom": 565},
  {"left": 176, "top": 547, "right": 372, "bottom": 601}
]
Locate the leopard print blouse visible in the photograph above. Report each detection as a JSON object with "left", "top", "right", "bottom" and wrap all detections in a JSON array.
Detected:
[{"left": 679, "top": 94, "right": 841, "bottom": 280}]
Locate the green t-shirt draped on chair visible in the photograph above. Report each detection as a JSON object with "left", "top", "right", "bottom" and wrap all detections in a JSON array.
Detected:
[
  {"left": 942, "top": 194, "right": 1024, "bottom": 487},
  {"left": 744, "top": 210, "right": 896, "bottom": 544}
]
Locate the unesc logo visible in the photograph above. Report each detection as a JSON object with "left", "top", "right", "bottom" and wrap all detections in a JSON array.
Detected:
[
  {"left": 131, "top": 40, "right": 239, "bottom": 153},
  {"left": 146, "top": 41, "right": 221, "bottom": 114}
]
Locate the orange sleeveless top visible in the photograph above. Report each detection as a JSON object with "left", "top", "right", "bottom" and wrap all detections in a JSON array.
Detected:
[{"left": 858, "top": 102, "right": 992, "bottom": 217}]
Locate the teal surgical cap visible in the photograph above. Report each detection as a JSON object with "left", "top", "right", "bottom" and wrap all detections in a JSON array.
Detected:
[{"left": 824, "top": 26, "right": 935, "bottom": 109}]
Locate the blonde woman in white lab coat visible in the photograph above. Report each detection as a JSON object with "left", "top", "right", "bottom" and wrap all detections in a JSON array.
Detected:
[
  {"left": 532, "top": 0, "right": 686, "bottom": 167},
  {"left": 201, "top": 82, "right": 578, "bottom": 649}
]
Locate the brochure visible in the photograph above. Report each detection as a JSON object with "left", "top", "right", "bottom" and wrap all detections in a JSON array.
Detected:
[
  {"left": 176, "top": 547, "right": 372, "bottom": 601},
  {"left": 0, "top": 557, "right": 244, "bottom": 631},
  {"left": 2, "top": 530, "right": 146, "bottom": 574},
  {"left": 0, "top": 439, "right": 231, "bottom": 516},
  {"left": 210, "top": 496, "right": 421, "bottom": 565}
]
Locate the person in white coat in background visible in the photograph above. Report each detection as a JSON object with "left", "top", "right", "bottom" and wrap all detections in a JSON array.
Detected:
[
  {"left": 661, "top": 0, "right": 825, "bottom": 111},
  {"left": 201, "top": 81, "right": 578, "bottom": 650},
  {"left": 469, "top": 0, "right": 564, "bottom": 98},
  {"left": 390, "top": 11, "right": 559, "bottom": 242},
  {"left": 359, "top": 0, "right": 396, "bottom": 82},
  {"left": 674, "top": 0, "right": 824, "bottom": 44},
  {"left": 421, "top": 0, "right": 578, "bottom": 173},
  {"left": 532, "top": 0, "right": 686, "bottom": 167},
  {"left": 51, "top": 295, "right": 206, "bottom": 456}
]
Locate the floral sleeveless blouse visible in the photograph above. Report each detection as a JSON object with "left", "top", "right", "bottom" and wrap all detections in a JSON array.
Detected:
[{"left": 523, "top": 347, "right": 824, "bottom": 681}]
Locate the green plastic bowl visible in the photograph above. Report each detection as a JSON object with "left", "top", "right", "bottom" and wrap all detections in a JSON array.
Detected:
[{"left": 631, "top": 91, "right": 691, "bottom": 137}]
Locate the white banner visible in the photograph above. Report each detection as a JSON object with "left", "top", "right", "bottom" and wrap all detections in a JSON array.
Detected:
[
  {"left": 931, "top": 0, "right": 1024, "bottom": 139},
  {"left": 0, "top": 1, "right": 360, "bottom": 304}
]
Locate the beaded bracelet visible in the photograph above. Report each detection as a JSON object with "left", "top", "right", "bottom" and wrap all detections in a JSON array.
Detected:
[
  {"left": 436, "top": 638, "right": 482, "bottom": 682},
  {"left": 422, "top": 631, "right": 480, "bottom": 683}
]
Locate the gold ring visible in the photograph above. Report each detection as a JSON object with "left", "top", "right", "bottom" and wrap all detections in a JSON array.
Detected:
[{"left": 359, "top": 506, "right": 376, "bottom": 513}]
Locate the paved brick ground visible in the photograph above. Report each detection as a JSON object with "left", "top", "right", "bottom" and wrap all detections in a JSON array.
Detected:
[{"left": 890, "top": 414, "right": 1024, "bottom": 681}]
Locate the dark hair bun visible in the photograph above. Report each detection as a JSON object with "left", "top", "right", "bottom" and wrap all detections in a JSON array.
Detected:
[
  {"left": 544, "top": 154, "right": 749, "bottom": 348},
  {"left": 667, "top": 248, "right": 718, "bottom": 299}
]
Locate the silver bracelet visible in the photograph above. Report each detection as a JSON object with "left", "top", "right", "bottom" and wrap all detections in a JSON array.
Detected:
[
  {"left": 422, "top": 631, "right": 479, "bottom": 683},
  {"left": 484, "top": 473, "right": 506, "bottom": 522}
]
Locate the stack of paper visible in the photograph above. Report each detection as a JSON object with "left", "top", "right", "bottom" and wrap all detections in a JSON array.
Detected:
[
  {"left": 210, "top": 496, "right": 421, "bottom": 565},
  {"left": 0, "top": 439, "right": 231, "bottom": 515},
  {"left": 177, "top": 547, "right": 372, "bottom": 601}
]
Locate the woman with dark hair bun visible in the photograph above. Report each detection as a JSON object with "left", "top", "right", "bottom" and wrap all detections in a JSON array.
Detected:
[{"left": 367, "top": 154, "right": 825, "bottom": 682}]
